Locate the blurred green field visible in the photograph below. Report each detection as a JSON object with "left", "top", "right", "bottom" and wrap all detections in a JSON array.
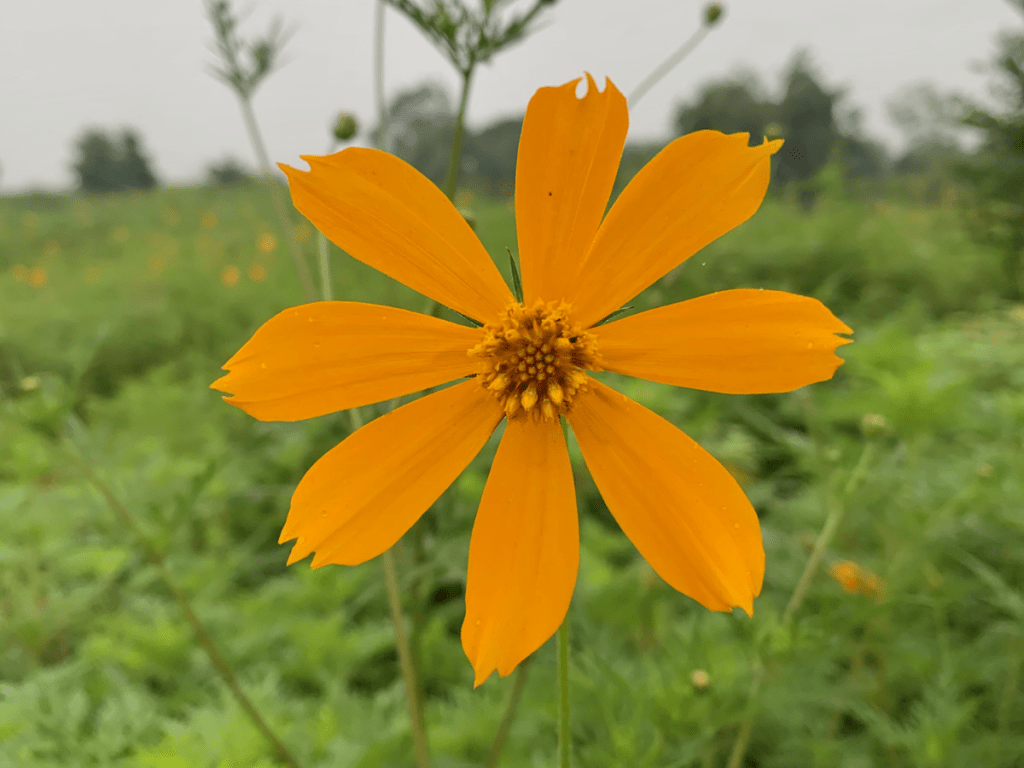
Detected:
[{"left": 1, "top": 181, "right": 1023, "bottom": 767}]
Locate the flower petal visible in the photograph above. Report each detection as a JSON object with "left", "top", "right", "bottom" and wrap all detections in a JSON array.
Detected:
[
  {"left": 516, "top": 74, "right": 628, "bottom": 305},
  {"left": 462, "top": 416, "right": 578, "bottom": 687},
  {"left": 281, "top": 379, "right": 504, "bottom": 567},
  {"left": 281, "top": 149, "right": 513, "bottom": 323},
  {"left": 212, "top": 302, "right": 483, "bottom": 421},
  {"left": 569, "top": 132, "right": 783, "bottom": 328},
  {"left": 595, "top": 289, "right": 852, "bottom": 394},
  {"left": 568, "top": 379, "right": 763, "bottom": 614}
]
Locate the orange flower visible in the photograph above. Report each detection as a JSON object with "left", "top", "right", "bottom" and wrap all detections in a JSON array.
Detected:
[
  {"left": 212, "top": 75, "right": 851, "bottom": 686},
  {"left": 829, "top": 560, "right": 885, "bottom": 599}
]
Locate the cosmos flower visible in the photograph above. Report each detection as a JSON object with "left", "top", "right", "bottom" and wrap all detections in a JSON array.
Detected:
[{"left": 212, "top": 74, "right": 851, "bottom": 686}]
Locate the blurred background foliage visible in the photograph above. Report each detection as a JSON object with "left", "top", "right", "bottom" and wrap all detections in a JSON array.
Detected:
[{"left": 2, "top": 1, "right": 1024, "bottom": 767}]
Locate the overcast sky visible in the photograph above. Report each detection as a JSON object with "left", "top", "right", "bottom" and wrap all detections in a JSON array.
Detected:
[{"left": 3, "top": 0, "right": 1021, "bottom": 191}]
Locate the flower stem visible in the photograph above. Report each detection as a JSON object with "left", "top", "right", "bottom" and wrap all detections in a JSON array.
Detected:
[
  {"left": 366, "top": 8, "right": 430, "bottom": 763},
  {"left": 485, "top": 661, "right": 531, "bottom": 768},
  {"left": 724, "top": 654, "right": 764, "bottom": 768},
  {"left": 76, "top": 458, "right": 305, "bottom": 768},
  {"left": 628, "top": 23, "right": 711, "bottom": 108},
  {"left": 557, "top": 619, "right": 571, "bottom": 768},
  {"left": 374, "top": 0, "right": 387, "bottom": 140},
  {"left": 783, "top": 440, "right": 874, "bottom": 623},
  {"left": 382, "top": 547, "right": 431, "bottom": 768},
  {"left": 237, "top": 93, "right": 317, "bottom": 303},
  {"left": 316, "top": 232, "right": 333, "bottom": 302},
  {"left": 443, "top": 67, "right": 475, "bottom": 201}
]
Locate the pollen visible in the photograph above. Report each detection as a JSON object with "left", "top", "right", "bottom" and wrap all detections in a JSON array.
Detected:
[{"left": 469, "top": 299, "right": 600, "bottom": 421}]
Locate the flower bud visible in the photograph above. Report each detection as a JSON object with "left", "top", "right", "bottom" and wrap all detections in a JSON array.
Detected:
[
  {"left": 704, "top": 3, "right": 724, "bottom": 25},
  {"left": 332, "top": 113, "right": 359, "bottom": 143},
  {"left": 860, "top": 413, "right": 889, "bottom": 436},
  {"left": 690, "top": 669, "right": 711, "bottom": 692}
]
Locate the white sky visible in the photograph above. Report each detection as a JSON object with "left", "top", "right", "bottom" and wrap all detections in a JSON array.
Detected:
[{"left": 3, "top": 0, "right": 1021, "bottom": 191}]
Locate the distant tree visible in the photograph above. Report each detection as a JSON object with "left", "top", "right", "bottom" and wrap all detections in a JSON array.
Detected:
[
  {"left": 206, "top": 157, "right": 253, "bottom": 185},
  {"left": 773, "top": 50, "right": 841, "bottom": 210},
  {"left": 72, "top": 128, "right": 158, "bottom": 193},
  {"left": 951, "top": 0, "right": 1024, "bottom": 298},
  {"left": 463, "top": 116, "right": 522, "bottom": 188},
  {"left": 120, "top": 131, "right": 157, "bottom": 190},
  {"left": 673, "top": 69, "right": 774, "bottom": 142}
]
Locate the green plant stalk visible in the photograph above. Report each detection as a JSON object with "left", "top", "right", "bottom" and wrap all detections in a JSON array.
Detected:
[
  {"left": 485, "top": 661, "right": 531, "bottom": 768},
  {"left": 783, "top": 440, "right": 875, "bottom": 623},
  {"left": 238, "top": 94, "right": 318, "bottom": 303},
  {"left": 729, "top": 420, "right": 876, "bottom": 767},
  {"left": 374, "top": 0, "right": 387, "bottom": 138},
  {"left": 408, "top": 521, "right": 428, "bottom": 715},
  {"left": 557, "top": 620, "right": 571, "bottom": 768},
  {"left": 362, "top": 14, "right": 430, "bottom": 755},
  {"left": 443, "top": 67, "right": 475, "bottom": 201},
  {"left": 628, "top": 24, "right": 711, "bottom": 107},
  {"left": 316, "top": 231, "right": 333, "bottom": 301},
  {"left": 724, "top": 654, "right": 764, "bottom": 768},
  {"left": 315, "top": 139, "right": 338, "bottom": 302},
  {"left": 78, "top": 460, "right": 305, "bottom": 768},
  {"left": 382, "top": 547, "right": 431, "bottom": 768}
]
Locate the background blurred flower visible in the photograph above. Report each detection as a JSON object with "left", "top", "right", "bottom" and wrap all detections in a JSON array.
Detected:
[
  {"left": 220, "top": 265, "right": 240, "bottom": 286},
  {"left": 829, "top": 560, "right": 885, "bottom": 599}
]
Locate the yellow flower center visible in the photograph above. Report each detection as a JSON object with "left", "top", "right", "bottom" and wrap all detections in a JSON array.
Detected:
[{"left": 470, "top": 299, "right": 600, "bottom": 421}]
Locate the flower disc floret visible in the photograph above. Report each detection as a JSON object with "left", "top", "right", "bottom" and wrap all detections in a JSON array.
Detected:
[{"left": 470, "top": 299, "right": 600, "bottom": 421}]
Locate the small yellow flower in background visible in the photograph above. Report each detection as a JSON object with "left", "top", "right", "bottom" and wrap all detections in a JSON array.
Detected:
[
  {"left": 257, "top": 232, "right": 278, "bottom": 253},
  {"left": 860, "top": 413, "right": 889, "bottom": 436},
  {"left": 249, "top": 263, "right": 267, "bottom": 282},
  {"left": 111, "top": 226, "right": 130, "bottom": 244},
  {"left": 162, "top": 207, "right": 181, "bottom": 226},
  {"left": 1007, "top": 305, "right": 1024, "bottom": 323},
  {"left": 220, "top": 265, "right": 240, "bottom": 287},
  {"left": 829, "top": 560, "right": 885, "bottom": 599},
  {"left": 12, "top": 264, "right": 29, "bottom": 283},
  {"left": 148, "top": 254, "right": 165, "bottom": 275},
  {"left": 212, "top": 74, "right": 851, "bottom": 687},
  {"left": 84, "top": 266, "right": 102, "bottom": 284},
  {"left": 20, "top": 375, "right": 41, "bottom": 391},
  {"left": 43, "top": 239, "right": 61, "bottom": 258},
  {"left": 201, "top": 212, "right": 218, "bottom": 229},
  {"left": 294, "top": 223, "right": 313, "bottom": 242},
  {"left": 29, "top": 267, "right": 48, "bottom": 287},
  {"left": 455, "top": 189, "right": 476, "bottom": 207},
  {"left": 690, "top": 669, "right": 711, "bottom": 692}
]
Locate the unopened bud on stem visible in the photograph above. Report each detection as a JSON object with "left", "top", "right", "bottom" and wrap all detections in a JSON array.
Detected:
[
  {"left": 704, "top": 3, "right": 724, "bottom": 25},
  {"left": 332, "top": 113, "right": 359, "bottom": 142}
]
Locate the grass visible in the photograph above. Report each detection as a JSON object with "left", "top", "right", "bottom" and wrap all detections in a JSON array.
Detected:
[{"left": 1, "top": 180, "right": 1022, "bottom": 767}]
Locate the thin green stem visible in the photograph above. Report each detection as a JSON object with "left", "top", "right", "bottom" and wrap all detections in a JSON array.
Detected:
[
  {"left": 783, "top": 441, "right": 875, "bottom": 624},
  {"left": 316, "top": 233, "right": 332, "bottom": 301},
  {"left": 76, "top": 458, "right": 305, "bottom": 768},
  {"left": 724, "top": 654, "right": 764, "bottom": 768},
  {"left": 557, "top": 619, "right": 571, "bottom": 768},
  {"left": 368, "top": 6, "right": 428, "bottom": 759},
  {"left": 315, "top": 139, "right": 338, "bottom": 302},
  {"left": 238, "top": 94, "right": 317, "bottom": 303},
  {"left": 628, "top": 24, "right": 711, "bottom": 108},
  {"left": 382, "top": 548, "right": 431, "bottom": 768},
  {"left": 374, "top": 1, "right": 387, "bottom": 140},
  {"left": 485, "top": 661, "right": 531, "bottom": 768},
  {"left": 443, "top": 67, "right": 475, "bottom": 201}
]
